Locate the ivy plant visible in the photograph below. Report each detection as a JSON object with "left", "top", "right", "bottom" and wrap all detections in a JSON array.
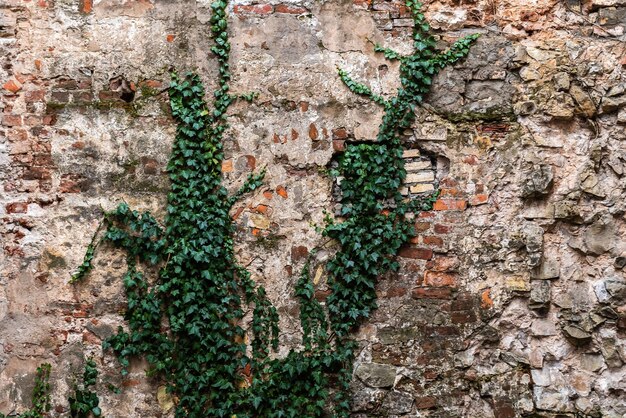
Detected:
[
  {"left": 0, "top": 364, "right": 51, "bottom": 418},
  {"left": 69, "top": 1, "right": 478, "bottom": 416},
  {"left": 68, "top": 359, "right": 101, "bottom": 418}
]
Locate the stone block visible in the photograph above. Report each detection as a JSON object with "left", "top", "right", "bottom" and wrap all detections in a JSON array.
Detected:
[
  {"left": 405, "top": 171, "right": 435, "bottom": 184},
  {"left": 531, "top": 260, "right": 560, "bottom": 280},
  {"left": 355, "top": 363, "right": 397, "bottom": 388}
]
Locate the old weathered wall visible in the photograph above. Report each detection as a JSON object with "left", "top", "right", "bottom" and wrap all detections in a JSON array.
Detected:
[{"left": 1, "top": 0, "right": 625, "bottom": 416}]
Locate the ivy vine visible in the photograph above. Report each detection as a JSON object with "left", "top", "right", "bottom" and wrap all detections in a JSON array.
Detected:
[
  {"left": 67, "top": 1, "right": 478, "bottom": 417},
  {"left": 68, "top": 359, "right": 101, "bottom": 418},
  {"left": 0, "top": 364, "right": 51, "bottom": 418}
]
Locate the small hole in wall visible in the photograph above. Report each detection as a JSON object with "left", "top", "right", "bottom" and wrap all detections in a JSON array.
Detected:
[
  {"left": 109, "top": 76, "right": 135, "bottom": 103},
  {"left": 436, "top": 155, "right": 450, "bottom": 182}
]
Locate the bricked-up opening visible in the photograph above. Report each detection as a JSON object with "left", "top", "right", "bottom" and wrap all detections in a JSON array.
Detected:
[
  {"left": 400, "top": 147, "right": 438, "bottom": 198},
  {"left": 329, "top": 143, "right": 440, "bottom": 213}
]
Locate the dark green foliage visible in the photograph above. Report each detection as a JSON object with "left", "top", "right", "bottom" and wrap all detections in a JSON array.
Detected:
[
  {"left": 70, "top": 1, "right": 477, "bottom": 416},
  {"left": 0, "top": 364, "right": 52, "bottom": 418},
  {"left": 70, "top": 221, "right": 104, "bottom": 283},
  {"left": 68, "top": 359, "right": 101, "bottom": 418},
  {"left": 326, "top": 1, "right": 479, "bottom": 339}
]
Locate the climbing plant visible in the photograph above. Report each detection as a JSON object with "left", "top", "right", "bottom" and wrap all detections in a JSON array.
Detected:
[
  {"left": 0, "top": 363, "right": 51, "bottom": 418},
  {"left": 68, "top": 359, "right": 101, "bottom": 418},
  {"left": 68, "top": 1, "right": 478, "bottom": 417}
]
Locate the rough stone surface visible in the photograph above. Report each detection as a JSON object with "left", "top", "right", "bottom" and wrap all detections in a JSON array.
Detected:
[
  {"left": 355, "top": 363, "right": 397, "bottom": 388},
  {"left": 1, "top": 0, "right": 626, "bottom": 417}
]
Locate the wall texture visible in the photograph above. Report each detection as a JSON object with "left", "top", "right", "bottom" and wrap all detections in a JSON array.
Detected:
[{"left": 1, "top": 0, "right": 625, "bottom": 416}]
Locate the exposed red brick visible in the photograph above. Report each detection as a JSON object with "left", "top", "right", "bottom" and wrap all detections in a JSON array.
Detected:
[
  {"left": 449, "top": 295, "right": 474, "bottom": 311},
  {"left": 424, "top": 271, "right": 457, "bottom": 287},
  {"left": 481, "top": 289, "right": 493, "bottom": 309},
  {"left": 231, "top": 206, "right": 244, "bottom": 220},
  {"left": 439, "top": 177, "right": 459, "bottom": 187},
  {"left": 411, "top": 287, "right": 453, "bottom": 299},
  {"left": 451, "top": 311, "right": 477, "bottom": 324},
  {"left": 353, "top": 0, "right": 372, "bottom": 9},
  {"left": 166, "top": 34, "right": 175, "bottom": 42},
  {"left": 142, "top": 80, "right": 163, "bottom": 89},
  {"left": 254, "top": 204, "right": 269, "bottom": 214},
  {"left": 2, "top": 115, "right": 22, "bottom": 127},
  {"left": 42, "top": 114, "right": 56, "bottom": 126},
  {"left": 443, "top": 212, "right": 463, "bottom": 223},
  {"left": 22, "top": 167, "right": 52, "bottom": 180},
  {"left": 385, "top": 286, "right": 407, "bottom": 297},
  {"left": 3, "top": 79, "right": 22, "bottom": 93},
  {"left": 426, "top": 256, "right": 459, "bottom": 272},
  {"left": 82, "top": 331, "right": 100, "bottom": 345},
  {"left": 25, "top": 90, "right": 45, "bottom": 102},
  {"left": 418, "top": 211, "right": 435, "bottom": 219},
  {"left": 99, "top": 91, "right": 121, "bottom": 101},
  {"left": 470, "top": 193, "right": 489, "bottom": 206},
  {"left": 275, "top": 4, "right": 308, "bottom": 14},
  {"left": 245, "top": 155, "right": 256, "bottom": 170},
  {"left": 433, "top": 223, "right": 451, "bottom": 234},
  {"left": 414, "top": 221, "right": 431, "bottom": 232},
  {"left": 72, "top": 309, "right": 88, "bottom": 318},
  {"left": 6, "top": 202, "right": 28, "bottom": 214},
  {"left": 263, "top": 190, "right": 273, "bottom": 200},
  {"left": 55, "top": 79, "right": 77, "bottom": 89},
  {"left": 439, "top": 187, "right": 461, "bottom": 198},
  {"left": 308, "top": 123, "right": 319, "bottom": 140},
  {"left": 493, "top": 399, "right": 516, "bottom": 418},
  {"left": 332, "top": 127, "right": 348, "bottom": 139},
  {"left": 234, "top": 4, "right": 274, "bottom": 15},
  {"left": 423, "top": 235, "right": 443, "bottom": 246},
  {"left": 74, "top": 91, "right": 93, "bottom": 102},
  {"left": 415, "top": 396, "right": 437, "bottom": 409},
  {"left": 80, "top": 0, "right": 92, "bottom": 14},
  {"left": 291, "top": 246, "right": 308, "bottom": 263},
  {"left": 7, "top": 129, "right": 28, "bottom": 142},
  {"left": 423, "top": 369, "right": 439, "bottom": 380},
  {"left": 398, "top": 246, "right": 433, "bottom": 260},
  {"left": 314, "top": 289, "right": 331, "bottom": 301},
  {"left": 276, "top": 185, "right": 288, "bottom": 199},
  {"left": 332, "top": 140, "right": 345, "bottom": 152},
  {"left": 291, "top": 128, "right": 299, "bottom": 141},
  {"left": 433, "top": 199, "right": 467, "bottom": 211},
  {"left": 33, "top": 155, "right": 53, "bottom": 166}
]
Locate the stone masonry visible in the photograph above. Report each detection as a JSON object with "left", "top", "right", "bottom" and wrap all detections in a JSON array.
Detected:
[{"left": 1, "top": 0, "right": 625, "bottom": 416}]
